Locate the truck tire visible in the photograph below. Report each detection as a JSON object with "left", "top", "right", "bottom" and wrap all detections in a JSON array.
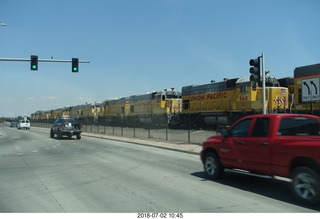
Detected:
[
  {"left": 291, "top": 167, "right": 320, "bottom": 206},
  {"left": 57, "top": 130, "right": 63, "bottom": 139},
  {"left": 50, "top": 130, "right": 54, "bottom": 138},
  {"left": 204, "top": 152, "right": 224, "bottom": 180}
]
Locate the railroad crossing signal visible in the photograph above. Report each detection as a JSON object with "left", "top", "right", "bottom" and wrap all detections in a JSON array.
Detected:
[
  {"left": 30, "top": 55, "right": 38, "bottom": 71},
  {"left": 249, "top": 58, "right": 261, "bottom": 84},
  {"left": 72, "top": 58, "right": 79, "bottom": 72}
]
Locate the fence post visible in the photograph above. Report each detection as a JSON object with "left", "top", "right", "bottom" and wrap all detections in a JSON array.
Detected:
[
  {"left": 166, "top": 121, "right": 168, "bottom": 141},
  {"left": 188, "top": 113, "right": 191, "bottom": 144},
  {"left": 104, "top": 117, "right": 106, "bottom": 134},
  {"left": 112, "top": 116, "right": 115, "bottom": 135},
  {"left": 133, "top": 116, "right": 136, "bottom": 138},
  {"left": 148, "top": 115, "right": 151, "bottom": 139},
  {"left": 121, "top": 116, "right": 123, "bottom": 136}
]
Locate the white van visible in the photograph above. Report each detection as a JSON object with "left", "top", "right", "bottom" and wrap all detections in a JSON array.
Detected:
[{"left": 17, "top": 120, "right": 30, "bottom": 130}]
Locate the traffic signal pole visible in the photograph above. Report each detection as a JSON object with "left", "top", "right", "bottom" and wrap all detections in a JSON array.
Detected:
[
  {"left": 261, "top": 52, "right": 266, "bottom": 114},
  {"left": 0, "top": 57, "right": 90, "bottom": 63},
  {"left": 0, "top": 57, "right": 90, "bottom": 72}
]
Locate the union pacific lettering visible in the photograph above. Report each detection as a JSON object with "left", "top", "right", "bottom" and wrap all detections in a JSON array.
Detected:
[
  {"left": 208, "top": 92, "right": 227, "bottom": 99},
  {"left": 190, "top": 95, "right": 205, "bottom": 101},
  {"left": 190, "top": 92, "right": 227, "bottom": 101}
]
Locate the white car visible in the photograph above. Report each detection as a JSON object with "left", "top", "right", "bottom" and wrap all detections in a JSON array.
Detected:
[{"left": 17, "top": 120, "right": 30, "bottom": 130}]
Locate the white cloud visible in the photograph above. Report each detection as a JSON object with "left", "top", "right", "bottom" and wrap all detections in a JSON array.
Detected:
[{"left": 41, "top": 96, "right": 59, "bottom": 100}]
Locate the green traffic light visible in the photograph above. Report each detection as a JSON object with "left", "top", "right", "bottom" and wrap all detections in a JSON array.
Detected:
[
  {"left": 30, "top": 55, "right": 38, "bottom": 70},
  {"left": 72, "top": 58, "right": 79, "bottom": 72}
]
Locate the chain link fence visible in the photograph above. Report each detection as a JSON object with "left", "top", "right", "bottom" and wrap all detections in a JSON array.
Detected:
[{"left": 31, "top": 115, "right": 221, "bottom": 145}]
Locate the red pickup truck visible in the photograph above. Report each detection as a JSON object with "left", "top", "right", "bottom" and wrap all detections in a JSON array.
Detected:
[{"left": 201, "top": 113, "right": 320, "bottom": 206}]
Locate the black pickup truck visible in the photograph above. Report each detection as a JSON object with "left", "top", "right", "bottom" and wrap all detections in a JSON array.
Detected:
[{"left": 50, "top": 116, "right": 82, "bottom": 139}]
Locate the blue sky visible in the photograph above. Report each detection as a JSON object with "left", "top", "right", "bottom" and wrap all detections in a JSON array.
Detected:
[{"left": 1, "top": 0, "right": 319, "bottom": 117}]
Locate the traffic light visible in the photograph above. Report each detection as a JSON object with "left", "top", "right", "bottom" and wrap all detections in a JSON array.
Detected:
[
  {"left": 30, "top": 55, "right": 38, "bottom": 71},
  {"left": 72, "top": 58, "right": 79, "bottom": 72},
  {"left": 249, "top": 58, "right": 261, "bottom": 84}
]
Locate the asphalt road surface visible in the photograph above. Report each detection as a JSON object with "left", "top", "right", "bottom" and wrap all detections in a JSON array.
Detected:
[{"left": 0, "top": 124, "right": 319, "bottom": 213}]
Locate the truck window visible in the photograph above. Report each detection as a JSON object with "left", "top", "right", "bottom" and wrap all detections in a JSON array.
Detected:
[
  {"left": 278, "top": 117, "right": 320, "bottom": 136},
  {"left": 252, "top": 118, "right": 270, "bottom": 137},
  {"left": 57, "top": 118, "right": 76, "bottom": 124},
  {"left": 229, "top": 119, "right": 252, "bottom": 137}
]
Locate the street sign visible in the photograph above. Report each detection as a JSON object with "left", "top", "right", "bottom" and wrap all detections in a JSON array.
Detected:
[{"left": 302, "top": 78, "right": 320, "bottom": 102}]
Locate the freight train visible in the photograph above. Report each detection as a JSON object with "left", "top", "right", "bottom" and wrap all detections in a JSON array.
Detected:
[
  {"left": 31, "top": 63, "right": 320, "bottom": 128},
  {"left": 173, "top": 75, "right": 288, "bottom": 127},
  {"left": 31, "top": 88, "right": 183, "bottom": 127}
]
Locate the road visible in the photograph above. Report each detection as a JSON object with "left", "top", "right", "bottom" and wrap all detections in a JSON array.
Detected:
[{"left": 0, "top": 124, "right": 319, "bottom": 213}]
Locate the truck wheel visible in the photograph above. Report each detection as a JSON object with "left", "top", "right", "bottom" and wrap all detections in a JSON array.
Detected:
[
  {"left": 291, "top": 167, "right": 320, "bottom": 206},
  {"left": 50, "top": 130, "right": 54, "bottom": 138},
  {"left": 204, "top": 152, "right": 224, "bottom": 180},
  {"left": 57, "top": 130, "right": 63, "bottom": 139}
]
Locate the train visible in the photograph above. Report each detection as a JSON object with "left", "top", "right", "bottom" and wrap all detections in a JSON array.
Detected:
[
  {"left": 31, "top": 63, "right": 320, "bottom": 128},
  {"left": 31, "top": 88, "right": 183, "bottom": 127}
]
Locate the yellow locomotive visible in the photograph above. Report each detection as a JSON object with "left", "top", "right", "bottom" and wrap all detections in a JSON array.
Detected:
[
  {"left": 102, "top": 88, "right": 182, "bottom": 126},
  {"left": 31, "top": 108, "right": 64, "bottom": 121},
  {"left": 171, "top": 76, "right": 288, "bottom": 127}
]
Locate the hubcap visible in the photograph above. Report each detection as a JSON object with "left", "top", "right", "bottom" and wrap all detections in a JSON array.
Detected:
[
  {"left": 205, "top": 157, "right": 216, "bottom": 176},
  {"left": 294, "top": 173, "right": 316, "bottom": 200}
]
